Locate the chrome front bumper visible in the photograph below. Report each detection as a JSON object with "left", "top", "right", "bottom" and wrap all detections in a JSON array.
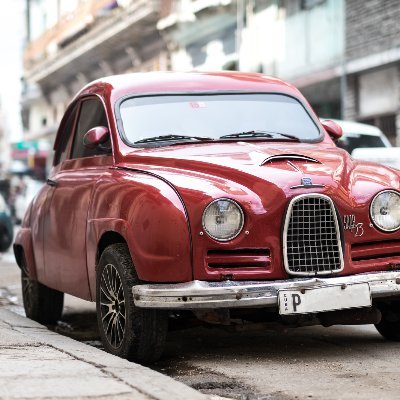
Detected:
[{"left": 133, "top": 270, "right": 400, "bottom": 309}]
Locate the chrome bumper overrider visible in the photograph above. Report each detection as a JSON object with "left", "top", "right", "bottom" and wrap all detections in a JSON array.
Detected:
[{"left": 133, "top": 271, "right": 400, "bottom": 309}]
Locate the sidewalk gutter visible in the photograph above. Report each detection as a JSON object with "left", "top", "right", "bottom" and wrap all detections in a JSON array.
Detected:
[{"left": 0, "top": 308, "right": 216, "bottom": 400}]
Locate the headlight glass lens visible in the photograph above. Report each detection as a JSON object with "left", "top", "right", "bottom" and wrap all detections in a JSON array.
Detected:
[
  {"left": 370, "top": 190, "right": 400, "bottom": 232},
  {"left": 202, "top": 199, "right": 244, "bottom": 241}
]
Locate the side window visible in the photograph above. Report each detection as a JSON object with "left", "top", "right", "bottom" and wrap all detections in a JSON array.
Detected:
[
  {"left": 70, "top": 98, "right": 109, "bottom": 159},
  {"left": 53, "top": 104, "right": 78, "bottom": 166}
]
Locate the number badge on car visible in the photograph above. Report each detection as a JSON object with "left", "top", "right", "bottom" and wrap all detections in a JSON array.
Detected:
[{"left": 343, "top": 214, "right": 364, "bottom": 237}]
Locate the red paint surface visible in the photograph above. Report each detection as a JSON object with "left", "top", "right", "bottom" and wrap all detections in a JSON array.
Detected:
[{"left": 14, "top": 72, "right": 400, "bottom": 301}]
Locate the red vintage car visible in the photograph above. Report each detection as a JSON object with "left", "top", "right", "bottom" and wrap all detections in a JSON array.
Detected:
[{"left": 14, "top": 72, "right": 400, "bottom": 363}]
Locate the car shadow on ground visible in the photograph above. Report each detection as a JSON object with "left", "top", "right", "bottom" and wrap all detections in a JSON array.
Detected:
[{"left": 50, "top": 311, "right": 396, "bottom": 399}]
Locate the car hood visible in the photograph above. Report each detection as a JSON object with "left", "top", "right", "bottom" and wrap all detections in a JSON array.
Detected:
[{"left": 117, "top": 141, "right": 400, "bottom": 205}]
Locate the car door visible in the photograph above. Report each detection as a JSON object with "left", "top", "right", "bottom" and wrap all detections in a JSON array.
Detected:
[
  {"left": 31, "top": 102, "right": 78, "bottom": 283},
  {"left": 43, "top": 96, "right": 112, "bottom": 300}
]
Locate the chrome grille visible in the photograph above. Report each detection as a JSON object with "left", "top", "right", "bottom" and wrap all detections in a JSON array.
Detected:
[{"left": 284, "top": 194, "right": 343, "bottom": 276}]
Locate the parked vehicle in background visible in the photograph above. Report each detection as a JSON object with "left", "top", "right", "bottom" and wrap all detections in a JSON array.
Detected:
[
  {"left": 14, "top": 177, "right": 44, "bottom": 225},
  {"left": 0, "top": 194, "right": 13, "bottom": 252},
  {"left": 327, "top": 119, "right": 392, "bottom": 154},
  {"left": 352, "top": 147, "right": 400, "bottom": 170},
  {"left": 328, "top": 119, "right": 400, "bottom": 169},
  {"left": 13, "top": 72, "right": 400, "bottom": 363}
]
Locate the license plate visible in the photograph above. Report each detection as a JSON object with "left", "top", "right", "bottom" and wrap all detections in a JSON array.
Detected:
[{"left": 278, "top": 283, "right": 371, "bottom": 315}]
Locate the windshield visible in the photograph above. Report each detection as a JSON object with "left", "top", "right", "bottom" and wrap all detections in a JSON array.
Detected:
[
  {"left": 337, "top": 134, "right": 387, "bottom": 154},
  {"left": 119, "top": 93, "right": 321, "bottom": 146}
]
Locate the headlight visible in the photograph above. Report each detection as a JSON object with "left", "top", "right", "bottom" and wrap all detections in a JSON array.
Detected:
[
  {"left": 202, "top": 199, "right": 244, "bottom": 241},
  {"left": 370, "top": 190, "right": 400, "bottom": 232}
]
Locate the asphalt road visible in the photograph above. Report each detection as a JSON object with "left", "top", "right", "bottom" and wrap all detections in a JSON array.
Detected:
[{"left": 1, "top": 249, "right": 400, "bottom": 400}]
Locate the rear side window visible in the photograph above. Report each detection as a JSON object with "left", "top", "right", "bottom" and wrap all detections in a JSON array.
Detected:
[
  {"left": 53, "top": 104, "right": 78, "bottom": 165},
  {"left": 70, "top": 98, "right": 109, "bottom": 159}
]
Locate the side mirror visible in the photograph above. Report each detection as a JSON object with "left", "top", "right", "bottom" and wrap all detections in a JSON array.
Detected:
[
  {"left": 83, "top": 126, "right": 110, "bottom": 149},
  {"left": 321, "top": 120, "right": 343, "bottom": 141}
]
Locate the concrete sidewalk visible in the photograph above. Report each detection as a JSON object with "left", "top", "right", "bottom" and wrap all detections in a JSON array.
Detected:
[{"left": 0, "top": 308, "right": 213, "bottom": 400}]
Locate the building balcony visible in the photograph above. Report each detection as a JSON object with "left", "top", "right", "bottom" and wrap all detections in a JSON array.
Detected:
[{"left": 24, "top": 0, "right": 163, "bottom": 92}]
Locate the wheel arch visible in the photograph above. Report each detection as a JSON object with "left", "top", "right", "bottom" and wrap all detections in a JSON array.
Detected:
[
  {"left": 87, "top": 171, "right": 193, "bottom": 300},
  {"left": 13, "top": 228, "right": 37, "bottom": 280},
  {"left": 13, "top": 243, "right": 24, "bottom": 270},
  {"left": 96, "top": 230, "right": 127, "bottom": 266}
]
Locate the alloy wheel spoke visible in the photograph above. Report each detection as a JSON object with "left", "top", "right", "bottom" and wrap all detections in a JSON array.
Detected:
[
  {"left": 105, "top": 311, "right": 115, "bottom": 337},
  {"left": 105, "top": 267, "right": 115, "bottom": 298},
  {"left": 118, "top": 310, "right": 126, "bottom": 321},
  {"left": 112, "top": 267, "right": 118, "bottom": 295},
  {"left": 114, "top": 315, "right": 121, "bottom": 345},
  {"left": 100, "top": 263, "right": 126, "bottom": 348},
  {"left": 116, "top": 279, "right": 123, "bottom": 298},
  {"left": 100, "top": 285, "right": 114, "bottom": 302},
  {"left": 102, "top": 308, "right": 114, "bottom": 323},
  {"left": 117, "top": 317, "right": 124, "bottom": 342}
]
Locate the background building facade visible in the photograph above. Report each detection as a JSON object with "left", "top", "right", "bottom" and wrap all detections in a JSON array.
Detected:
[{"left": 20, "top": 0, "right": 400, "bottom": 175}]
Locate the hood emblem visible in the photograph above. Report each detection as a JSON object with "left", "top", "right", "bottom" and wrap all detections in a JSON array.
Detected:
[{"left": 290, "top": 177, "right": 325, "bottom": 190}]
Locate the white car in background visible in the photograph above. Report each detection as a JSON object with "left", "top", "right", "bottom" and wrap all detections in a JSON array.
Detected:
[
  {"left": 331, "top": 119, "right": 392, "bottom": 153},
  {"left": 325, "top": 119, "right": 400, "bottom": 169}
]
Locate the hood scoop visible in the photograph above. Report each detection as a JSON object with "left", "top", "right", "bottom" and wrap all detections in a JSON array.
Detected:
[{"left": 260, "top": 154, "right": 321, "bottom": 166}]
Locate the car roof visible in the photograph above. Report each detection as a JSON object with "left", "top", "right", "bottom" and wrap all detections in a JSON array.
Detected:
[
  {"left": 78, "top": 71, "right": 302, "bottom": 100},
  {"left": 329, "top": 119, "right": 384, "bottom": 137}
]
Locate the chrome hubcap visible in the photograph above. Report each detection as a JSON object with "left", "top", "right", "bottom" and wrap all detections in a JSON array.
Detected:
[{"left": 100, "top": 264, "right": 126, "bottom": 348}]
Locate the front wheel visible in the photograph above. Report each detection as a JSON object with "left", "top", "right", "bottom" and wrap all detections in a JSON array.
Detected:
[
  {"left": 21, "top": 269, "right": 64, "bottom": 324},
  {"left": 375, "top": 301, "right": 400, "bottom": 340},
  {"left": 96, "top": 243, "right": 168, "bottom": 363}
]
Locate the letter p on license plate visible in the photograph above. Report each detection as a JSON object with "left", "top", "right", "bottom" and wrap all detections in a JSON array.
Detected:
[{"left": 278, "top": 283, "right": 371, "bottom": 315}]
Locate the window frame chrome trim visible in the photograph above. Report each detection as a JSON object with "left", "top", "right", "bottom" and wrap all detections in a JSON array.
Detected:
[{"left": 282, "top": 193, "right": 345, "bottom": 276}]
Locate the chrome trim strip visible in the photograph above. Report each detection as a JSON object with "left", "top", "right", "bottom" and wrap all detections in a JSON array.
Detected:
[
  {"left": 282, "top": 193, "right": 345, "bottom": 276},
  {"left": 261, "top": 154, "right": 320, "bottom": 166},
  {"left": 290, "top": 184, "right": 326, "bottom": 189},
  {"left": 133, "top": 270, "right": 400, "bottom": 309}
]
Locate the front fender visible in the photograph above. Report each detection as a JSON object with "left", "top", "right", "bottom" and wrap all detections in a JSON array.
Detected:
[{"left": 87, "top": 169, "right": 192, "bottom": 297}]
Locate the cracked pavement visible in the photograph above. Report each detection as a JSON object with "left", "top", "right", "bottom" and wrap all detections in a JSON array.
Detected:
[{"left": 0, "top": 251, "right": 212, "bottom": 400}]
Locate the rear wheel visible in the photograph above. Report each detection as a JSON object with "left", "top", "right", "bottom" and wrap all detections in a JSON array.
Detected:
[
  {"left": 375, "top": 301, "right": 400, "bottom": 340},
  {"left": 21, "top": 268, "right": 64, "bottom": 325},
  {"left": 96, "top": 243, "right": 168, "bottom": 363}
]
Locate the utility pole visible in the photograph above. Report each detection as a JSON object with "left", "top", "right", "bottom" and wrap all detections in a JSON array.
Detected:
[
  {"left": 236, "top": 0, "right": 244, "bottom": 70},
  {"left": 26, "top": 0, "right": 31, "bottom": 42},
  {"left": 340, "top": 0, "right": 347, "bottom": 119}
]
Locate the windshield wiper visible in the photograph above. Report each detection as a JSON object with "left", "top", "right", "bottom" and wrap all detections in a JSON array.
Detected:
[
  {"left": 219, "top": 130, "right": 300, "bottom": 141},
  {"left": 133, "top": 134, "right": 213, "bottom": 145}
]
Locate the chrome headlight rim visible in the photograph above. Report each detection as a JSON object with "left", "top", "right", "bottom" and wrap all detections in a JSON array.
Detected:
[
  {"left": 370, "top": 189, "right": 400, "bottom": 232},
  {"left": 202, "top": 198, "right": 245, "bottom": 242}
]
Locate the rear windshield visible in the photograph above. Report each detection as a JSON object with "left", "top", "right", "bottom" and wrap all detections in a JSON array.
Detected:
[
  {"left": 119, "top": 93, "right": 321, "bottom": 145},
  {"left": 337, "top": 134, "right": 387, "bottom": 154}
]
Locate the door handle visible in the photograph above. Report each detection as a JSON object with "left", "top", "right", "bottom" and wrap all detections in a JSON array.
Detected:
[{"left": 46, "top": 179, "right": 58, "bottom": 187}]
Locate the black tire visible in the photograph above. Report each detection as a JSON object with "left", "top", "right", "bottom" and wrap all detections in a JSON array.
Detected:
[
  {"left": 96, "top": 243, "right": 168, "bottom": 363},
  {"left": 375, "top": 301, "right": 400, "bottom": 340},
  {"left": 21, "top": 268, "right": 64, "bottom": 325}
]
